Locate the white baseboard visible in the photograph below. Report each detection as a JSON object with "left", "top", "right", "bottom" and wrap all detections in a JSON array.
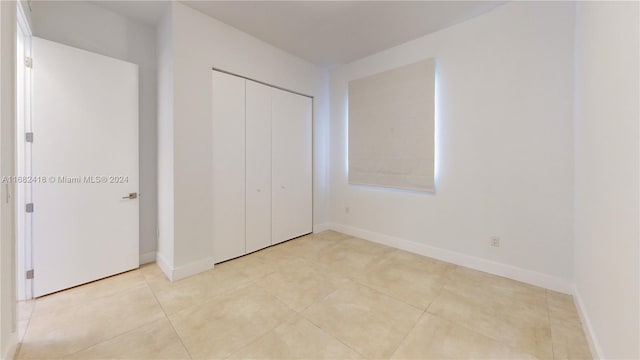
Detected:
[
  {"left": 313, "top": 223, "right": 331, "bottom": 233},
  {"left": 171, "top": 257, "right": 215, "bottom": 281},
  {"left": 328, "top": 222, "right": 573, "bottom": 294},
  {"left": 155, "top": 252, "right": 214, "bottom": 281},
  {"left": 139, "top": 251, "right": 156, "bottom": 265},
  {"left": 2, "top": 331, "right": 17, "bottom": 360},
  {"left": 155, "top": 252, "right": 173, "bottom": 280},
  {"left": 573, "top": 286, "right": 602, "bottom": 359}
]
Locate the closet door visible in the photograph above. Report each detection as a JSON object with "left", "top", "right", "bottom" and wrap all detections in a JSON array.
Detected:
[
  {"left": 212, "top": 71, "right": 246, "bottom": 263},
  {"left": 271, "top": 88, "right": 313, "bottom": 244},
  {"left": 245, "top": 80, "right": 272, "bottom": 253}
]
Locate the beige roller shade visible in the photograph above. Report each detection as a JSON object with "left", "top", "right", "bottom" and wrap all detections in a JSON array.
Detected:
[{"left": 348, "top": 58, "right": 435, "bottom": 192}]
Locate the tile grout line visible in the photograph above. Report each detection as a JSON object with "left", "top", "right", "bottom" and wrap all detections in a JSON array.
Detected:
[
  {"left": 19, "top": 276, "right": 159, "bottom": 359},
  {"left": 423, "top": 265, "right": 547, "bottom": 359},
  {"left": 309, "top": 236, "right": 435, "bottom": 358},
  {"left": 15, "top": 300, "right": 35, "bottom": 358},
  {"left": 425, "top": 299, "right": 543, "bottom": 359},
  {"left": 301, "top": 248, "right": 423, "bottom": 359},
  {"left": 219, "top": 282, "right": 302, "bottom": 359},
  {"left": 303, "top": 313, "right": 368, "bottom": 359},
  {"left": 388, "top": 305, "right": 429, "bottom": 359},
  {"left": 291, "top": 252, "right": 371, "bottom": 359},
  {"left": 143, "top": 271, "right": 194, "bottom": 360},
  {"left": 223, "top": 314, "right": 294, "bottom": 359},
  {"left": 61, "top": 317, "right": 169, "bottom": 359},
  {"left": 26, "top": 270, "right": 146, "bottom": 321},
  {"left": 545, "top": 290, "right": 558, "bottom": 360},
  {"left": 427, "top": 311, "right": 542, "bottom": 359},
  {"left": 387, "top": 259, "right": 457, "bottom": 358}
]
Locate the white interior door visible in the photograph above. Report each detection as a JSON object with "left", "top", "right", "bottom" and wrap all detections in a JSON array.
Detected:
[
  {"left": 32, "top": 37, "right": 139, "bottom": 297},
  {"left": 271, "top": 88, "right": 313, "bottom": 244},
  {"left": 245, "top": 80, "right": 271, "bottom": 253},
  {"left": 212, "top": 70, "right": 246, "bottom": 263}
]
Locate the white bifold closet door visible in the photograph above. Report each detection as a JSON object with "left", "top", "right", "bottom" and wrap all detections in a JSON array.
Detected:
[
  {"left": 245, "top": 80, "right": 272, "bottom": 253},
  {"left": 212, "top": 71, "right": 246, "bottom": 263},
  {"left": 271, "top": 88, "right": 313, "bottom": 244},
  {"left": 212, "top": 70, "right": 312, "bottom": 263}
]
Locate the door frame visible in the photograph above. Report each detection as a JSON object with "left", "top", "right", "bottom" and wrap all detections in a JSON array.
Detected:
[{"left": 16, "top": 1, "right": 32, "bottom": 301}]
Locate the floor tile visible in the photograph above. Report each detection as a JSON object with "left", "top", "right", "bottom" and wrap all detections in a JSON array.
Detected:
[
  {"left": 256, "top": 259, "right": 351, "bottom": 312},
  {"left": 168, "top": 284, "right": 295, "bottom": 359},
  {"left": 427, "top": 267, "right": 553, "bottom": 359},
  {"left": 302, "top": 281, "right": 422, "bottom": 359},
  {"left": 310, "top": 230, "right": 353, "bottom": 242},
  {"left": 229, "top": 316, "right": 361, "bottom": 359},
  {"left": 17, "top": 300, "right": 35, "bottom": 342},
  {"left": 314, "top": 236, "right": 395, "bottom": 278},
  {"left": 392, "top": 313, "right": 538, "bottom": 359},
  {"left": 547, "top": 292, "right": 591, "bottom": 360},
  {"left": 140, "top": 263, "right": 172, "bottom": 292},
  {"left": 250, "top": 238, "right": 300, "bottom": 259},
  {"left": 354, "top": 249, "right": 456, "bottom": 310},
  {"left": 549, "top": 317, "right": 592, "bottom": 360},
  {"left": 262, "top": 231, "right": 349, "bottom": 262},
  {"left": 547, "top": 291, "right": 580, "bottom": 323},
  {"left": 154, "top": 266, "right": 252, "bottom": 315},
  {"left": 33, "top": 269, "right": 146, "bottom": 315},
  {"left": 214, "top": 251, "right": 282, "bottom": 280},
  {"left": 19, "top": 285, "right": 164, "bottom": 359},
  {"left": 67, "top": 318, "right": 190, "bottom": 359},
  {"left": 16, "top": 231, "right": 595, "bottom": 360}
]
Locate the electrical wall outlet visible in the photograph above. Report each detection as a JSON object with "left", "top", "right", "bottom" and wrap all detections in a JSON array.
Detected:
[{"left": 490, "top": 236, "right": 500, "bottom": 247}]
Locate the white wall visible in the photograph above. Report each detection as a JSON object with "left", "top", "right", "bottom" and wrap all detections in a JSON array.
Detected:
[
  {"left": 160, "top": 2, "right": 329, "bottom": 275},
  {"left": 156, "top": 5, "right": 174, "bottom": 274},
  {"left": 329, "top": 1, "right": 575, "bottom": 291},
  {"left": 573, "top": 2, "right": 639, "bottom": 359},
  {"left": 30, "top": 1, "right": 158, "bottom": 261},
  {"left": 0, "top": 1, "right": 17, "bottom": 358}
]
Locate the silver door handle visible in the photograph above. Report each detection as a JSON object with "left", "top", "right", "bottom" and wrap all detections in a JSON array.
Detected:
[{"left": 122, "top": 192, "right": 138, "bottom": 200}]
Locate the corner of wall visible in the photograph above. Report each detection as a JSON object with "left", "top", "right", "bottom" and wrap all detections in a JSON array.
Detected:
[
  {"left": 154, "top": 251, "right": 214, "bottom": 282},
  {"left": 573, "top": 285, "right": 602, "bottom": 359},
  {"left": 1, "top": 332, "right": 17, "bottom": 360},
  {"left": 155, "top": 1, "right": 175, "bottom": 276}
]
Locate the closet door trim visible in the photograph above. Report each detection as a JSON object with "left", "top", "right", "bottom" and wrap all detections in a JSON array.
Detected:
[{"left": 211, "top": 67, "right": 313, "bottom": 99}]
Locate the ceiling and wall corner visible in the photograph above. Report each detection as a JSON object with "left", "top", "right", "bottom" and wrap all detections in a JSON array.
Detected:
[
  {"left": 93, "top": 1, "right": 505, "bottom": 68},
  {"left": 182, "top": 1, "right": 505, "bottom": 67}
]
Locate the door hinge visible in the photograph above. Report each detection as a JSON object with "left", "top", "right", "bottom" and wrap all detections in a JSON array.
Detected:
[
  {"left": 26, "top": 203, "right": 34, "bottom": 213},
  {"left": 25, "top": 132, "right": 33, "bottom": 143},
  {"left": 25, "top": 57, "right": 32, "bottom": 68},
  {"left": 26, "top": 269, "right": 34, "bottom": 279}
]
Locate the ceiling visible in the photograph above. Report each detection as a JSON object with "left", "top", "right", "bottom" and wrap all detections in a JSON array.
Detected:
[
  {"left": 92, "top": 1, "right": 169, "bottom": 26},
  {"left": 94, "top": 1, "right": 505, "bottom": 67}
]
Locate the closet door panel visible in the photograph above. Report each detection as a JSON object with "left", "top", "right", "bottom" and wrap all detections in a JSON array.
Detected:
[
  {"left": 271, "top": 88, "right": 313, "bottom": 244},
  {"left": 212, "top": 71, "right": 246, "bottom": 263},
  {"left": 245, "top": 80, "right": 272, "bottom": 253}
]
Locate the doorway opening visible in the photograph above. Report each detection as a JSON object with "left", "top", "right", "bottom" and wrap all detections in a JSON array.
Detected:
[{"left": 16, "top": 0, "right": 33, "bottom": 301}]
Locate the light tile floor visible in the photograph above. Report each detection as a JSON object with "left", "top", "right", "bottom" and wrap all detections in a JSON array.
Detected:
[{"left": 16, "top": 231, "right": 592, "bottom": 359}]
